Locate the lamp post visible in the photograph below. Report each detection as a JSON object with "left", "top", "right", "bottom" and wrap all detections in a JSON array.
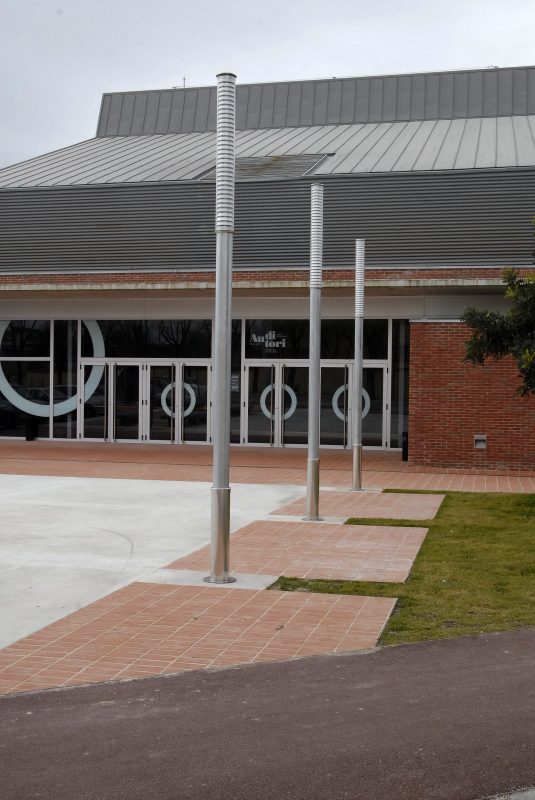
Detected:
[
  {"left": 306, "top": 184, "right": 323, "bottom": 520},
  {"left": 352, "top": 239, "right": 365, "bottom": 491},
  {"left": 205, "top": 72, "right": 237, "bottom": 583}
]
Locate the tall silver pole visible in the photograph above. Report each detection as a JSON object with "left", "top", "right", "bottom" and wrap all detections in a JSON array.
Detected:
[
  {"left": 352, "top": 239, "right": 365, "bottom": 491},
  {"left": 205, "top": 72, "right": 236, "bottom": 584},
  {"left": 306, "top": 184, "right": 323, "bottom": 521}
]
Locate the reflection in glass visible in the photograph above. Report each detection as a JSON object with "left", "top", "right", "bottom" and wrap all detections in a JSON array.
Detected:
[
  {"left": 320, "top": 319, "right": 389, "bottom": 360},
  {"left": 114, "top": 365, "right": 140, "bottom": 440},
  {"left": 83, "top": 365, "right": 108, "bottom": 439},
  {"left": 0, "top": 320, "right": 50, "bottom": 358},
  {"left": 182, "top": 366, "right": 208, "bottom": 442},
  {"left": 247, "top": 366, "right": 275, "bottom": 444},
  {"left": 362, "top": 367, "right": 384, "bottom": 447},
  {"left": 0, "top": 361, "right": 50, "bottom": 438},
  {"left": 245, "top": 320, "right": 309, "bottom": 360},
  {"left": 281, "top": 366, "right": 308, "bottom": 445},
  {"left": 363, "top": 319, "right": 388, "bottom": 359},
  {"left": 53, "top": 321, "right": 78, "bottom": 439},
  {"left": 321, "top": 320, "right": 354, "bottom": 359},
  {"left": 320, "top": 366, "right": 348, "bottom": 446},
  {"left": 81, "top": 320, "right": 211, "bottom": 359},
  {"left": 230, "top": 320, "right": 242, "bottom": 443},
  {"left": 391, "top": 320, "right": 410, "bottom": 448},
  {"left": 149, "top": 365, "right": 174, "bottom": 442}
]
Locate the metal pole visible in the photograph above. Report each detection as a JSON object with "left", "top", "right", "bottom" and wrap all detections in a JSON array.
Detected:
[
  {"left": 352, "top": 239, "right": 365, "bottom": 491},
  {"left": 306, "top": 184, "right": 323, "bottom": 520},
  {"left": 205, "top": 72, "right": 237, "bottom": 584}
]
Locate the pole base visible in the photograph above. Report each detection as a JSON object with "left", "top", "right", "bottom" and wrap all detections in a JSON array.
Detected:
[
  {"left": 203, "top": 576, "right": 237, "bottom": 584},
  {"left": 305, "top": 458, "right": 321, "bottom": 520},
  {"left": 351, "top": 444, "right": 363, "bottom": 491},
  {"left": 210, "top": 487, "right": 231, "bottom": 582}
]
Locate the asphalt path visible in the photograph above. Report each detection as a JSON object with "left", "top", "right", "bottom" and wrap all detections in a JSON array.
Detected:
[{"left": 1, "top": 628, "right": 534, "bottom": 800}]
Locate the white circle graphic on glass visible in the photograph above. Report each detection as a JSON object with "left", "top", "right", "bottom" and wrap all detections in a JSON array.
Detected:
[
  {"left": 260, "top": 383, "right": 297, "bottom": 420},
  {"left": 332, "top": 385, "right": 370, "bottom": 421},
  {"left": 161, "top": 382, "right": 196, "bottom": 417},
  {"left": 0, "top": 320, "right": 105, "bottom": 418}
]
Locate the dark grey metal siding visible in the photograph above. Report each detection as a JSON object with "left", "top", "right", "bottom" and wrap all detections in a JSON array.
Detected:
[
  {"left": 96, "top": 67, "right": 535, "bottom": 137},
  {"left": 0, "top": 170, "right": 533, "bottom": 273}
]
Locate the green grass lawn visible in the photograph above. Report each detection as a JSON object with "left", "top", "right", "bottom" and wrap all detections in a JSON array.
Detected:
[{"left": 270, "top": 491, "right": 535, "bottom": 645}]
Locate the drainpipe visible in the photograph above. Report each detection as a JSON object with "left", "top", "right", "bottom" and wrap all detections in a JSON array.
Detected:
[
  {"left": 205, "top": 73, "right": 237, "bottom": 584},
  {"left": 352, "top": 239, "right": 365, "bottom": 491},
  {"left": 306, "top": 184, "right": 323, "bottom": 520}
]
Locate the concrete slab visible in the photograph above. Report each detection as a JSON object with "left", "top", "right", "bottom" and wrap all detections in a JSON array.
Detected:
[
  {"left": 0, "top": 474, "right": 305, "bottom": 649},
  {"left": 140, "top": 569, "right": 279, "bottom": 590}
]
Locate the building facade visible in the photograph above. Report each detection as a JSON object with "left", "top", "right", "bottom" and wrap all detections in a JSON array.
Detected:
[{"left": 0, "top": 66, "right": 534, "bottom": 469}]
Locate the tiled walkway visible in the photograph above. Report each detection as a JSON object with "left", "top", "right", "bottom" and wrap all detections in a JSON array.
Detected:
[
  {"left": 1, "top": 440, "right": 534, "bottom": 490},
  {"left": 1, "top": 438, "right": 526, "bottom": 696},
  {"left": 273, "top": 490, "right": 444, "bottom": 520},
  {"left": 167, "top": 519, "right": 428, "bottom": 582},
  {"left": 0, "top": 583, "right": 395, "bottom": 694}
]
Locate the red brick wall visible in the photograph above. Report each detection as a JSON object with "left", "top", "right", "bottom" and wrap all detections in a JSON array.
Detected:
[
  {"left": 0, "top": 266, "right": 528, "bottom": 288},
  {"left": 409, "top": 322, "right": 535, "bottom": 472}
]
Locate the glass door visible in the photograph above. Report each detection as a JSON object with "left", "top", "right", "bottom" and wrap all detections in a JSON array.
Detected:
[
  {"left": 320, "top": 365, "right": 349, "bottom": 447},
  {"left": 112, "top": 363, "right": 141, "bottom": 441},
  {"left": 362, "top": 366, "right": 386, "bottom": 447},
  {"left": 181, "top": 364, "right": 209, "bottom": 443},
  {"left": 245, "top": 363, "right": 309, "bottom": 446},
  {"left": 281, "top": 364, "right": 308, "bottom": 446},
  {"left": 148, "top": 364, "right": 176, "bottom": 442},
  {"left": 246, "top": 365, "right": 276, "bottom": 444},
  {"left": 81, "top": 363, "right": 109, "bottom": 440}
]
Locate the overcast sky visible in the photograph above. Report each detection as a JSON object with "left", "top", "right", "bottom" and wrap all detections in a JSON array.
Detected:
[{"left": 1, "top": 0, "right": 534, "bottom": 168}]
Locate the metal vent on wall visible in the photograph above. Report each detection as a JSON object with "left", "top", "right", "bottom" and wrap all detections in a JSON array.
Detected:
[{"left": 198, "top": 154, "right": 326, "bottom": 181}]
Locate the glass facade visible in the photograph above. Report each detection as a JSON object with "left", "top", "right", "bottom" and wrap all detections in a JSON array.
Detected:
[
  {"left": 81, "top": 320, "right": 211, "bottom": 359},
  {"left": 0, "top": 316, "right": 410, "bottom": 448},
  {"left": 390, "top": 319, "right": 410, "bottom": 448}
]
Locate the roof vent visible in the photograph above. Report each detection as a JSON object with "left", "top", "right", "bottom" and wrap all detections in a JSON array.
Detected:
[{"left": 197, "top": 154, "right": 325, "bottom": 182}]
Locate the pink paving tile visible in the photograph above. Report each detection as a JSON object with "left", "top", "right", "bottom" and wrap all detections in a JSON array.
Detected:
[
  {"left": 1, "top": 441, "right": 533, "bottom": 490},
  {"left": 272, "top": 491, "right": 444, "bottom": 520},
  {"left": 0, "top": 583, "right": 396, "bottom": 695},
  {"left": 167, "top": 519, "right": 427, "bottom": 582}
]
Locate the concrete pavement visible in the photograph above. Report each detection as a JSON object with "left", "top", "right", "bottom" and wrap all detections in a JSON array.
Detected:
[{"left": 0, "top": 474, "right": 304, "bottom": 648}]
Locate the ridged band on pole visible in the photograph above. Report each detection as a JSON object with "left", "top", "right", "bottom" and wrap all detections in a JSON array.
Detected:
[
  {"left": 352, "top": 239, "right": 365, "bottom": 491},
  {"left": 306, "top": 184, "right": 323, "bottom": 520},
  {"left": 309, "top": 184, "right": 323, "bottom": 288},
  {"left": 215, "top": 73, "right": 236, "bottom": 233},
  {"left": 205, "top": 73, "right": 237, "bottom": 584}
]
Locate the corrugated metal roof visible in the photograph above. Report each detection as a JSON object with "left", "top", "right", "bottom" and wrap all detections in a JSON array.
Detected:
[
  {"left": 96, "top": 66, "right": 535, "bottom": 136},
  {"left": 1, "top": 171, "right": 533, "bottom": 274},
  {"left": 1, "top": 116, "right": 535, "bottom": 188}
]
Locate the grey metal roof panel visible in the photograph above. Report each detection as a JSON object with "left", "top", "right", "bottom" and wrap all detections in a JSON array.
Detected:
[
  {"left": 475, "top": 118, "right": 497, "bottom": 168},
  {"left": 371, "top": 121, "right": 426, "bottom": 172},
  {"left": 95, "top": 67, "right": 535, "bottom": 136},
  {"left": 3, "top": 117, "right": 535, "bottom": 188},
  {"left": 388, "top": 121, "right": 436, "bottom": 172},
  {"left": 412, "top": 120, "right": 452, "bottom": 171},
  {"left": 433, "top": 119, "right": 465, "bottom": 171},
  {"left": 496, "top": 117, "right": 517, "bottom": 167},
  {"left": 352, "top": 123, "right": 409, "bottom": 172}
]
